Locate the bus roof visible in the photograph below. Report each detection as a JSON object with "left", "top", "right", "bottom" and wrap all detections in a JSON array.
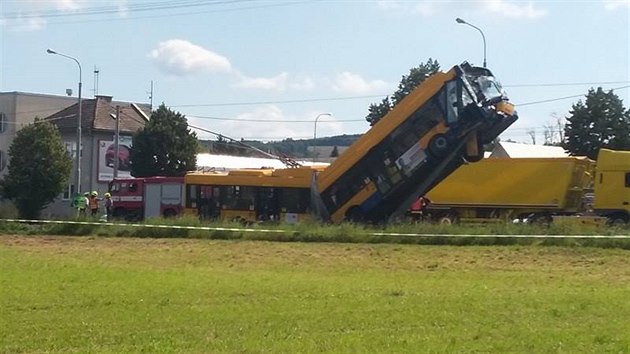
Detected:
[{"left": 185, "top": 166, "right": 318, "bottom": 188}]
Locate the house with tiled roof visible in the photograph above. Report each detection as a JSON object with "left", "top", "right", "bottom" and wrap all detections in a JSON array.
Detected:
[{"left": 42, "top": 95, "right": 151, "bottom": 217}]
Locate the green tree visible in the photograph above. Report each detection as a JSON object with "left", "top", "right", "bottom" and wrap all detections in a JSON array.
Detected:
[
  {"left": 0, "top": 120, "right": 72, "bottom": 219},
  {"left": 365, "top": 58, "right": 440, "bottom": 126},
  {"left": 563, "top": 87, "right": 630, "bottom": 159},
  {"left": 130, "top": 104, "right": 198, "bottom": 177}
]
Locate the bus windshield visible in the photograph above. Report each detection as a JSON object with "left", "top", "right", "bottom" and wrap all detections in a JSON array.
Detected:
[
  {"left": 462, "top": 65, "right": 507, "bottom": 105},
  {"left": 475, "top": 76, "right": 505, "bottom": 104}
]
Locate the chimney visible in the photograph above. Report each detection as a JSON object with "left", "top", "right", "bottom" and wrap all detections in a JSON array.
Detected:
[{"left": 95, "top": 95, "right": 113, "bottom": 103}]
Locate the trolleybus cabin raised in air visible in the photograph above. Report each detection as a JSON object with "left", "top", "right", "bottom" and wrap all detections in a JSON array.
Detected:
[
  {"left": 184, "top": 166, "right": 324, "bottom": 224},
  {"left": 315, "top": 62, "right": 518, "bottom": 223}
]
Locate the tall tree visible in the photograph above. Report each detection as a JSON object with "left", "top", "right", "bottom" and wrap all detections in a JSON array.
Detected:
[
  {"left": 130, "top": 104, "right": 198, "bottom": 177},
  {"left": 0, "top": 120, "right": 72, "bottom": 219},
  {"left": 365, "top": 58, "right": 440, "bottom": 126},
  {"left": 563, "top": 87, "right": 630, "bottom": 159}
]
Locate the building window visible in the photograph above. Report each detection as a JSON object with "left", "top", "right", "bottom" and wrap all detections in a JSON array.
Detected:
[
  {"left": 62, "top": 184, "right": 75, "bottom": 200},
  {"left": 0, "top": 112, "right": 6, "bottom": 133},
  {"left": 0, "top": 149, "right": 5, "bottom": 172}
]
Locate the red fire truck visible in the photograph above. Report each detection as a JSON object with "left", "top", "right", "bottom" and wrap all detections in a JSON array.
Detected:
[{"left": 108, "top": 176, "right": 184, "bottom": 220}]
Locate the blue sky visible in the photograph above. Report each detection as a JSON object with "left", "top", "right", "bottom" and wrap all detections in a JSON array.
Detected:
[{"left": 1, "top": 0, "right": 629, "bottom": 143}]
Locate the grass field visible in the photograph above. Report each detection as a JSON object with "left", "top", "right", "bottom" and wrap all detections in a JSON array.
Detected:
[{"left": 1, "top": 235, "right": 630, "bottom": 353}]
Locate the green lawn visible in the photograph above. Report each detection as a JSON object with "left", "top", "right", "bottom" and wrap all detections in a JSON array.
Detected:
[{"left": 1, "top": 235, "right": 629, "bottom": 353}]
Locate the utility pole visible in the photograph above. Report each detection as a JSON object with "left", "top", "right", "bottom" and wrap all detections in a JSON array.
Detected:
[{"left": 114, "top": 106, "right": 120, "bottom": 179}]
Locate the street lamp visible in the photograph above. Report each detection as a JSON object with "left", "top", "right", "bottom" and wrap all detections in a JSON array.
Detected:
[
  {"left": 47, "top": 48, "right": 83, "bottom": 193},
  {"left": 313, "top": 112, "right": 333, "bottom": 163},
  {"left": 456, "top": 18, "right": 487, "bottom": 68}
]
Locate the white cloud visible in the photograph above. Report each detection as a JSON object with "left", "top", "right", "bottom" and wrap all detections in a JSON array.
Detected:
[
  {"left": 52, "top": 0, "right": 85, "bottom": 11},
  {"left": 3, "top": 16, "right": 47, "bottom": 32},
  {"left": 232, "top": 72, "right": 315, "bottom": 92},
  {"left": 2, "top": 0, "right": 127, "bottom": 31},
  {"left": 481, "top": 0, "right": 547, "bottom": 19},
  {"left": 191, "top": 106, "right": 343, "bottom": 141},
  {"left": 332, "top": 72, "right": 388, "bottom": 95},
  {"left": 233, "top": 72, "right": 289, "bottom": 91},
  {"left": 290, "top": 76, "right": 316, "bottom": 91},
  {"left": 223, "top": 105, "right": 301, "bottom": 140},
  {"left": 149, "top": 39, "right": 232, "bottom": 76},
  {"left": 603, "top": 0, "right": 630, "bottom": 9}
]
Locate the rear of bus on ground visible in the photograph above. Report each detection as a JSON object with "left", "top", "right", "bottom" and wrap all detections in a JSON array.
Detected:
[{"left": 184, "top": 167, "right": 317, "bottom": 223}]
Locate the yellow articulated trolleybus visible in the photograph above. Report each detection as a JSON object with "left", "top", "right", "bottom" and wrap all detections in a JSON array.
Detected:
[
  {"left": 184, "top": 62, "right": 517, "bottom": 224},
  {"left": 314, "top": 62, "right": 518, "bottom": 223},
  {"left": 185, "top": 167, "right": 323, "bottom": 223}
]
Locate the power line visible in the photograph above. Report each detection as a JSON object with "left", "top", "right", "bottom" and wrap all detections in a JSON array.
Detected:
[
  {"left": 172, "top": 82, "right": 630, "bottom": 108},
  {"left": 171, "top": 94, "right": 381, "bottom": 108},
  {"left": 505, "top": 81, "right": 630, "bottom": 88},
  {"left": 515, "top": 85, "right": 630, "bottom": 106},
  {"left": 186, "top": 114, "right": 364, "bottom": 123},
  {"left": 4, "top": 1, "right": 311, "bottom": 26},
  {"left": 2, "top": 0, "right": 253, "bottom": 19}
]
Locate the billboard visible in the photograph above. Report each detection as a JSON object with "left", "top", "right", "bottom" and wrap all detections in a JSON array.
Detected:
[{"left": 98, "top": 136, "right": 133, "bottom": 182}]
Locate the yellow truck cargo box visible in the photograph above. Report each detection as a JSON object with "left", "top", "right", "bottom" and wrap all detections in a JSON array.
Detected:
[{"left": 426, "top": 157, "right": 594, "bottom": 212}]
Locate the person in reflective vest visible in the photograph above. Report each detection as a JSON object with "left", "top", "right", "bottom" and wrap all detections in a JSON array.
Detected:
[
  {"left": 89, "top": 191, "right": 100, "bottom": 217},
  {"left": 74, "top": 192, "right": 88, "bottom": 218},
  {"left": 104, "top": 192, "right": 113, "bottom": 221}
]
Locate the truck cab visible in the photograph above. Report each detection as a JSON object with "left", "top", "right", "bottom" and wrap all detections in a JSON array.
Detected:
[{"left": 593, "top": 148, "right": 630, "bottom": 224}]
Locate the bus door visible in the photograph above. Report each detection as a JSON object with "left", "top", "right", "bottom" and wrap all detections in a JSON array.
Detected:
[
  {"left": 198, "top": 185, "right": 219, "bottom": 220},
  {"left": 255, "top": 187, "right": 279, "bottom": 221}
]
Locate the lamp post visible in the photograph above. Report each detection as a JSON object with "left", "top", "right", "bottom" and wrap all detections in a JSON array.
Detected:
[
  {"left": 112, "top": 106, "right": 121, "bottom": 179},
  {"left": 47, "top": 48, "right": 83, "bottom": 193},
  {"left": 455, "top": 18, "right": 487, "bottom": 68},
  {"left": 313, "top": 112, "right": 332, "bottom": 163}
]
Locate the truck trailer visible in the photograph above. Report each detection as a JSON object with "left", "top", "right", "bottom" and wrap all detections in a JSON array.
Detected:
[
  {"left": 422, "top": 148, "right": 630, "bottom": 225},
  {"left": 423, "top": 156, "right": 595, "bottom": 224}
]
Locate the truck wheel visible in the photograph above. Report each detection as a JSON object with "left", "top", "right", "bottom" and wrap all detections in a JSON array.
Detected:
[
  {"left": 607, "top": 214, "right": 628, "bottom": 226},
  {"left": 163, "top": 209, "right": 177, "bottom": 218},
  {"left": 438, "top": 215, "right": 456, "bottom": 225},
  {"left": 428, "top": 134, "right": 449, "bottom": 158},
  {"left": 529, "top": 214, "right": 553, "bottom": 226}
]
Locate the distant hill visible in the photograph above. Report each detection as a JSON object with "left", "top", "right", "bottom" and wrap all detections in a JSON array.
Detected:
[{"left": 198, "top": 134, "right": 362, "bottom": 159}]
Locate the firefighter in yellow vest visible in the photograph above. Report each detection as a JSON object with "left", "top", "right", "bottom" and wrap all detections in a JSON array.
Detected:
[{"left": 89, "top": 191, "right": 100, "bottom": 217}]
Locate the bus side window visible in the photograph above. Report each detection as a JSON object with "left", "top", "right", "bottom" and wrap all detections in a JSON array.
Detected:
[
  {"left": 444, "top": 81, "right": 459, "bottom": 124},
  {"left": 625, "top": 172, "right": 630, "bottom": 188}
]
